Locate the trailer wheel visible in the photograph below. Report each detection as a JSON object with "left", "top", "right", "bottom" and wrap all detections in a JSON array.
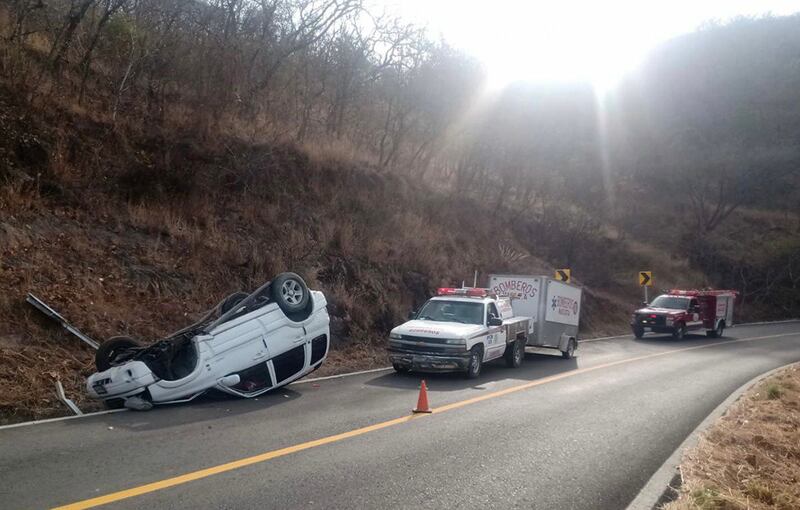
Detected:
[
  {"left": 96, "top": 336, "right": 141, "bottom": 371},
  {"left": 632, "top": 326, "right": 645, "bottom": 339},
  {"left": 706, "top": 321, "right": 725, "bottom": 338},
  {"left": 392, "top": 363, "right": 410, "bottom": 374},
  {"left": 466, "top": 345, "right": 483, "bottom": 379},
  {"left": 673, "top": 323, "right": 687, "bottom": 340},
  {"left": 561, "top": 339, "right": 576, "bottom": 359},
  {"left": 504, "top": 339, "right": 524, "bottom": 368}
]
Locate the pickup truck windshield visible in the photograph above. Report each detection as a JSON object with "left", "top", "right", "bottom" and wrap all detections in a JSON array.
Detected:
[
  {"left": 649, "top": 296, "right": 690, "bottom": 310},
  {"left": 417, "top": 300, "right": 484, "bottom": 325}
]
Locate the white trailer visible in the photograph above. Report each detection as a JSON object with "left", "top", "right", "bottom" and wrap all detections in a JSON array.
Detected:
[{"left": 488, "top": 274, "right": 582, "bottom": 358}]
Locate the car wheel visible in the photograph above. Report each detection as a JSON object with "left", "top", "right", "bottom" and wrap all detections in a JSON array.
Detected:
[
  {"left": 504, "top": 339, "right": 524, "bottom": 368},
  {"left": 632, "top": 326, "right": 645, "bottom": 339},
  {"left": 561, "top": 339, "right": 576, "bottom": 359},
  {"left": 220, "top": 291, "right": 248, "bottom": 314},
  {"left": 466, "top": 346, "right": 483, "bottom": 379},
  {"left": 271, "top": 272, "right": 311, "bottom": 316},
  {"left": 95, "top": 336, "right": 141, "bottom": 371},
  {"left": 392, "top": 363, "right": 409, "bottom": 374},
  {"left": 673, "top": 324, "right": 686, "bottom": 340}
]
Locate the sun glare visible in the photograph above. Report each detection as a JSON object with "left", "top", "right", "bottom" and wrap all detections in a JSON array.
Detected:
[{"left": 388, "top": 0, "right": 800, "bottom": 95}]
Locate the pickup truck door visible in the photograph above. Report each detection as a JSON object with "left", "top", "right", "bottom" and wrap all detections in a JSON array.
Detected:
[
  {"left": 687, "top": 299, "right": 703, "bottom": 329},
  {"left": 485, "top": 303, "right": 507, "bottom": 360}
]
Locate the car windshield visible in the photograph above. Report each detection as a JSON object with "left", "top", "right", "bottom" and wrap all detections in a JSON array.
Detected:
[
  {"left": 649, "top": 296, "right": 690, "bottom": 310},
  {"left": 416, "top": 300, "right": 484, "bottom": 325}
]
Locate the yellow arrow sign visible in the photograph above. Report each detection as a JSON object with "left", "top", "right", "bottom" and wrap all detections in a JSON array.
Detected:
[
  {"left": 639, "top": 271, "right": 653, "bottom": 287},
  {"left": 555, "top": 269, "right": 571, "bottom": 283}
]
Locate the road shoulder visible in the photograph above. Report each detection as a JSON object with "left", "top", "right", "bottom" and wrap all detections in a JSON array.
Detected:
[{"left": 626, "top": 361, "right": 800, "bottom": 510}]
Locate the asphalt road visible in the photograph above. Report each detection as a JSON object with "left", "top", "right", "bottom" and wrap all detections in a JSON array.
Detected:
[{"left": 2, "top": 322, "right": 800, "bottom": 510}]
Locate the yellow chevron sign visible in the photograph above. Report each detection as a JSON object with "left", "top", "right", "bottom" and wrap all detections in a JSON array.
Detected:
[
  {"left": 555, "top": 269, "right": 571, "bottom": 283},
  {"left": 639, "top": 271, "right": 653, "bottom": 287}
]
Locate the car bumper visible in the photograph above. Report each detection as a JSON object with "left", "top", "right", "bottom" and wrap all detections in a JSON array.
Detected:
[
  {"left": 631, "top": 323, "right": 676, "bottom": 334},
  {"left": 388, "top": 349, "right": 471, "bottom": 372}
]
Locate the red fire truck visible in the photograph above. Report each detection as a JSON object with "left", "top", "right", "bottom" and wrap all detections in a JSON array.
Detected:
[{"left": 631, "top": 289, "right": 737, "bottom": 339}]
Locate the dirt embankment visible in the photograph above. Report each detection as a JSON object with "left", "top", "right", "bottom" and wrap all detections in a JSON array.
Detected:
[
  {"left": 0, "top": 82, "right": 638, "bottom": 424},
  {"left": 666, "top": 364, "right": 800, "bottom": 510}
]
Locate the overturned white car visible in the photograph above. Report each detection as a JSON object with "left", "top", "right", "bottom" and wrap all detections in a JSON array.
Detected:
[{"left": 86, "top": 273, "right": 330, "bottom": 410}]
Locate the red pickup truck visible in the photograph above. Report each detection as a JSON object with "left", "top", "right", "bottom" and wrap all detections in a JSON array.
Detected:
[{"left": 631, "top": 289, "right": 737, "bottom": 339}]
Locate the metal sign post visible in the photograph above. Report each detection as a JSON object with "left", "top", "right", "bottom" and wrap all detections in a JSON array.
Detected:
[{"left": 639, "top": 271, "right": 653, "bottom": 304}]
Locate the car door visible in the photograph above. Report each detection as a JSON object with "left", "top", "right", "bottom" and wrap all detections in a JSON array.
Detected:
[
  {"left": 258, "top": 308, "right": 308, "bottom": 385},
  {"left": 485, "top": 303, "right": 507, "bottom": 360},
  {"left": 687, "top": 298, "right": 703, "bottom": 329}
]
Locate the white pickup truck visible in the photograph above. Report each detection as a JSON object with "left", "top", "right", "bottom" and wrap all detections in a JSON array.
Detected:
[{"left": 387, "top": 288, "right": 532, "bottom": 378}]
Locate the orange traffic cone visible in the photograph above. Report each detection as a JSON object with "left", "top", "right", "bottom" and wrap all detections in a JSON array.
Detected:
[{"left": 413, "top": 380, "right": 432, "bottom": 413}]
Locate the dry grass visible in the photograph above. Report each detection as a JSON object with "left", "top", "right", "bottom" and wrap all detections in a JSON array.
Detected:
[
  {"left": 665, "top": 364, "right": 800, "bottom": 510},
  {"left": 0, "top": 74, "right": 649, "bottom": 424}
]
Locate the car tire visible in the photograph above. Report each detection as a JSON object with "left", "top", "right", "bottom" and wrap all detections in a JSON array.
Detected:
[
  {"left": 561, "top": 339, "right": 576, "bottom": 359},
  {"left": 504, "top": 339, "right": 524, "bottom": 368},
  {"left": 706, "top": 321, "right": 725, "bottom": 338},
  {"left": 220, "top": 291, "right": 249, "bottom": 314},
  {"left": 271, "top": 272, "right": 311, "bottom": 316},
  {"left": 95, "top": 336, "right": 141, "bottom": 371},
  {"left": 632, "top": 326, "right": 645, "bottom": 339},
  {"left": 465, "top": 345, "right": 483, "bottom": 379},
  {"left": 392, "top": 363, "right": 409, "bottom": 374},
  {"left": 673, "top": 324, "right": 686, "bottom": 340}
]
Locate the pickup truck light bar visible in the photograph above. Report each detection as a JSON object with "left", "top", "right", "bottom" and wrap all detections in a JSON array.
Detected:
[
  {"left": 437, "top": 287, "right": 494, "bottom": 298},
  {"left": 669, "top": 289, "right": 739, "bottom": 297}
]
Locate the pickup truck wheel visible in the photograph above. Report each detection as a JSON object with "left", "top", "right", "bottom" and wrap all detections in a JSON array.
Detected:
[
  {"left": 504, "top": 339, "right": 524, "bottom": 368},
  {"left": 271, "top": 272, "right": 311, "bottom": 317},
  {"left": 392, "top": 363, "right": 409, "bottom": 374},
  {"left": 561, "top": 339, "right": 576, "bottom": 359},
  {"left": 96, "top": 336, "right": 141, "bottom": 371},
  {"left": 466, "top": 346, "right": 483, "bottom": 379},
  {"left": 673, "top": 324, "right": 687, "bottom": 340},
  {"left": 632, "top": 326, "right": 645, "bottom": 339}
]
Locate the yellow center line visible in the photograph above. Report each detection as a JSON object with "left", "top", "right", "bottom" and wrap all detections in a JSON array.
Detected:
[{"left": 53, "top": 332, "right": 799, "bottom": 510}]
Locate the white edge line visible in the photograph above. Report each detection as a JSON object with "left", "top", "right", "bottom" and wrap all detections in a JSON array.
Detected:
[
  {"left": 0, "top": 408, "right": 127, "bottom": 431},
  {"left": 0, "top": 366, "right": 398, "bottom": 431},
  {"left": 625, "top": 360, "right": 800, "bottom": 510},
  {"left": 291, "top": 366, "right": 393, "bottom": 385},
  {"left": 3, "top": 320, "right": 797, "bottom": 431},
  {"left": 580, "top": 319, "right": 800, "bottom": 344}
]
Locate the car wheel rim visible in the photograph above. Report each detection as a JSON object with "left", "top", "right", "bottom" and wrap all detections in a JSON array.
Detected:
[
  {"left": 281, "top": 279, "right": 304, "bottom": 305},
  {"left": 471, "top": 353, "right": 479, "bottom": 374},
  {"left": 515, "top": 345, "right": 522, "bottom": 364}
]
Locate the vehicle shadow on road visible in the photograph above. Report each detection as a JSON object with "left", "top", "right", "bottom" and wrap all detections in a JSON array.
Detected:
[
  {"left": 632, "top": 333, "right": 736, "bottom": 344},
  {"left": 364, "top": 352, "right": 578, "bottom": 392},
  {"left": 67, "top": 388, "right": 304, "bottom": 432}
]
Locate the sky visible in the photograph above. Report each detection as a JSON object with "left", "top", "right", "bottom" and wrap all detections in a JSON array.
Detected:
[{"left": 376, "top": 0, "right": 800, "bottom": 92}]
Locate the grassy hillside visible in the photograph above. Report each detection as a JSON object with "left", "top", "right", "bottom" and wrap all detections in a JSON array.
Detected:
[
  {"left": 1, "top": 5, "right": 799, "bottom": 423},
  {"left": 0, "top": 82, "right": 645, "bottom": 422}
]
